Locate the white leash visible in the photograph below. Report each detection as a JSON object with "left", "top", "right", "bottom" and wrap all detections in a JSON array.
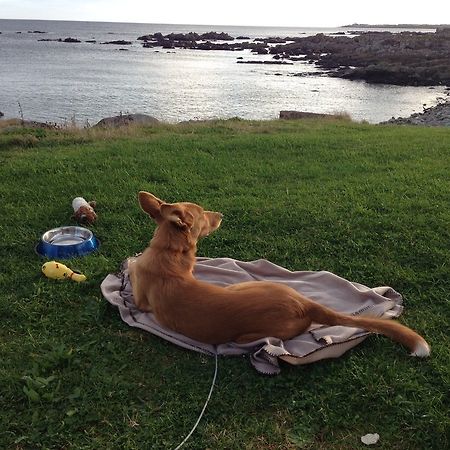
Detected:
[{"left": 173, "top": 353, "right": 219, "bottom": 450}]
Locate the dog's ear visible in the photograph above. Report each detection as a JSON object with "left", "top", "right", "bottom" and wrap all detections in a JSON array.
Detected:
[
  {"left": 138, "top": 191, "right": 164, "bottom": 222},
  {"left": 199, "top": 211, "right": 223, "bottom": 237},
  {"left": 206, "top": 211, "right": 223, "bottom": 232},
  {"left": 160, "top": 204, "right": 194, "bottom": 230}
]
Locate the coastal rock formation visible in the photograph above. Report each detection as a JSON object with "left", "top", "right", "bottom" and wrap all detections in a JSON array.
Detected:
[
  {"left": 237, "top": 60, "right": 293, "bottom": 65},
  {"left": 134, "top": 29, "right": 450, "bottom": 86},
  {"left": 101, "top": 40, "right": 132, "bottom": 45},
  {"left": 0, "top": 111, "right": 4, "bottom": 118},
  {"left": 94, "top": 113, "right": 160, "bottom": 127},
  {"left": 38, "top": 37, "right": 81, "bottom": 43},
  {"left": 381, "top": 99, "right": 450, "bottom": 126},
  {"left": 137, "top": 31, "right": 234, "bottom": 42},
  {"left": 33, "top": 28, "right": 450, "bottom": 88},
  {"left": 63, "top": 37, "right": 81, "bottom": 43},
  {"left": 201, "top": 31, "right": 234, "bottom": 41},
  {"left": 269, "top": 29, "right": 450, "bottom": 86}
]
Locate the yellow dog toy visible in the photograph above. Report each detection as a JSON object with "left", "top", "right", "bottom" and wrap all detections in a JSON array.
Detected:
[{"left": 42, "top": 261, "right": 86, "bottom": 282}]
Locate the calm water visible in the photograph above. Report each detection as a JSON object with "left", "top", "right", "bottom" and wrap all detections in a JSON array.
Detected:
[{"left": 0, "top": 19, "right": 446, "bottom": 124}]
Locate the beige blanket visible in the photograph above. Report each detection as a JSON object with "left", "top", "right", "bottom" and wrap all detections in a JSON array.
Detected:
[{"left": 100, "top": 257, "right": 403, "bottom": 374}]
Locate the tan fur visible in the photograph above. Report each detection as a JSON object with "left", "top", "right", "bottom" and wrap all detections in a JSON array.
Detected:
[{"left": 129, "top": 192, "right": 430, "bottom": 356}]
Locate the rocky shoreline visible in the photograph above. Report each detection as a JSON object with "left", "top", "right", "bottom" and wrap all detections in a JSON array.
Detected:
[
  {"left": 2, "top": 101, "right": 450, "bottom": 128},
  {"left": 25, "top": 28, "right": 450, "bottom": 87},
  {"left": 134, "top": 29, "right": 450, "bottom": 87},
  {"left": 381, "top": 99, "right": 450, "bottom": 126},
  {"left": 2, "top": 28, "right": 450, "bottom": 127}
]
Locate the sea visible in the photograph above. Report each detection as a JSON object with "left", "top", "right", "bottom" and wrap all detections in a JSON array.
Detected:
[{"left": 0, "top": 19, "right": 447, "bottom": 125}]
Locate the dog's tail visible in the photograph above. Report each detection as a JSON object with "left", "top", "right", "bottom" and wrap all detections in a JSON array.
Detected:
[{"left": 307, "top": 302, "right": 430, "bottom": 357}]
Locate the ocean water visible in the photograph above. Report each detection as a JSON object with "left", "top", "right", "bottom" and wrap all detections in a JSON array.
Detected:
[{"left": 0, "top": 19, "right": 446, "bottom": 124}]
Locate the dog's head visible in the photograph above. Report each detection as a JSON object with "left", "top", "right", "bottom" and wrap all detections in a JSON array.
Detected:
[{"left": 138, "top": 191, "right": 223, "bottom": 240}]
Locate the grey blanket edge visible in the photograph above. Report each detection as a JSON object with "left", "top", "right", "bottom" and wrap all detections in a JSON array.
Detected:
[{"left": 100, "top": 257, "right": 404, "bottom": 375}]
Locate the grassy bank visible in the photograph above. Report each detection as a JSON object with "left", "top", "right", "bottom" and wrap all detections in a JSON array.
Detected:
[{"left": 1, "top": 118, "right": 449, "bottom": 449}]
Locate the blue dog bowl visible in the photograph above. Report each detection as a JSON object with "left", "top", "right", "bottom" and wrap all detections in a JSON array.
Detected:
[{"left": 36, "top": 226, "right": 99, "bottom": 259}]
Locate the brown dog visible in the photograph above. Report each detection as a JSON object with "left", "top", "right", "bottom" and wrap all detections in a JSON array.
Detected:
[{"left": 129, "top": 191, "right": 430, "bottom": 357}]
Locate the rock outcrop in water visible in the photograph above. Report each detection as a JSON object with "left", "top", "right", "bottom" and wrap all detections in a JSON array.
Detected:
[
  {"left": 137, "top": 31, "right": 234, "bottom": 42},
  {"left": 269, "top": 29, "right": 450, "bottom": 86},
  {"left": 38, "top": 37, "right": 81, "bottom": 43},
  {"left": 101, "top": 40, "right": 132, "bottom": 45},
  {"left": 63, "top": 37, "right": 81, "bottom": 43}
]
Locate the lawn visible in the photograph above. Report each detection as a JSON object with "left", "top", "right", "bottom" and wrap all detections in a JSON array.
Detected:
[{"left": 1, "top": 118, "right": 449, "bottom": 449}]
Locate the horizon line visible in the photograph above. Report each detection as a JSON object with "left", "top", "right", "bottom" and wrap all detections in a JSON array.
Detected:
[{"left": 1, "top": 17, "right": 445, "bottom": 29}]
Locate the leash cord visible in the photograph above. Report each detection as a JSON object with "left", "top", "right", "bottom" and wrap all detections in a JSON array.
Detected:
[{"left": 173, "top": 353, "right": 218, "bottom": 450}]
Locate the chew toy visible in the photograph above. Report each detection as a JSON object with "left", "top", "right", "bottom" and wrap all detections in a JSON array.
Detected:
[
  {"left": 72, "top": 197, "right": 97, "bottom": 225},
  {"left": 42, "top": 261, "right": 86, "bottom": 282}
]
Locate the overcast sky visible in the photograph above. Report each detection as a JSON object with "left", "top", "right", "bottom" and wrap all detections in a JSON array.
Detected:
[{"left": 1, "top": 0, "right": 449, "bottom": 27}]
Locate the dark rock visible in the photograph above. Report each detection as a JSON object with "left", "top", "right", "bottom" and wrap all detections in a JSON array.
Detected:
[
  {"left": 85, "top": 39, "right": 97, "bottom": 43},
  {"left": 194, "top": 41, "right": 242, "bottom": 51},
  {"left": 200, "top": 32, "right": 234, "bottom": 40},
  {"left": 269, "top": 30, "right": 450, "bottom": 86},
  {"left": 237, "top": 60, "right": 293, "bottom": 65},
  {"left": 165, "top": 32, "right": 200, "bottom": 41},
  {"left": 0, "top": 111, "right": 4, "bottom": 118},
  {"left": 137, "top": 33, "right": 156, "bottom": 41},
  {"left": 253, "top": 47, "right": 268, "bottom": 54},
  {"left": 94, "top": 113, "right": 160, "bottom": 128},
  {"left": 292, "top": 71, "right": 326, "bottom": 77},
  {"left": 162, "top": 40, "right": 175, "bottom": 49},
  {"left": 381, "top": 100, "right": 450, "bottom": 126},
  {"left": 63, "top": 37, "right": 81, "bottom": 43},
  {"left": 138, "top": 31, "right": 233, "bottom": 43},
  {"left": 436, "top": 27, "right": 450, "bottom": 36},
  {"left": 142, "top": 41, "right": 158, "bottom": 48},
  {"left": 279, "top": 111, "right": 333, "bottom": 119},
  {"left": 28, "top": 30, "right": 47, "bottom": 34},
  {"left": 255, "top": 37, "right": 287, "bottom": 44},
  {"left": 236, "top": 36, "right": 250, "bottom": 39},
  {"left": 101, "top": 40, "right": 132, "bottom": 45}
]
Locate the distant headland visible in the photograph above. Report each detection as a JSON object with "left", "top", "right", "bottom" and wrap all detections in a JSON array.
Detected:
[{"left": 342, "top": 23, "right": 450, "bottom": 29}]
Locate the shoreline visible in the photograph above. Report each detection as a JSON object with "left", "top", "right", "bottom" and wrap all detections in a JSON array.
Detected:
[
  {"left": 3, "top": 25, "right": 449, "bottom": 87},
  {"left": 1, "top": 24, "right": 449, "bottom": 125},
  {"left": 2, "top": 100, "right": 450, "bottom": 129},
  {"left": 381, "top": 99, "right": 450, "bottom": 126}
]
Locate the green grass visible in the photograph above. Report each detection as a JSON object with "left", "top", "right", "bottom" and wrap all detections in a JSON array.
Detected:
[{"left": 1, "top": 118, "right": 449, "bottom": 449}]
